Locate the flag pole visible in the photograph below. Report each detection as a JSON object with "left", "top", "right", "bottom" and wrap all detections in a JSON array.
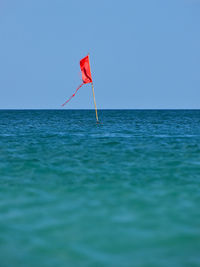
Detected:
[
  {"left": 91, "top": 82, "right": 99, "bottom": 122},
  {"left": 88, "top": 53, "right": 99, "bottom": 123}
]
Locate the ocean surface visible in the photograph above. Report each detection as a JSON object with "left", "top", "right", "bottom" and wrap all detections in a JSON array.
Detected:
[{"left": 0, "top": 110, "right": 200, "bottom": 267}]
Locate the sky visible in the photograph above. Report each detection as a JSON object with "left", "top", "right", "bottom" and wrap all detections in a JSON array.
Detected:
[{"left": 0, "top": 0, "right": 200, "bottom": 109}]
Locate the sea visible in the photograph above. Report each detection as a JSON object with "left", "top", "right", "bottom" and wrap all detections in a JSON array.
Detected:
[{"left": 0, "top": 110, "right": 200, "bottom": 267}]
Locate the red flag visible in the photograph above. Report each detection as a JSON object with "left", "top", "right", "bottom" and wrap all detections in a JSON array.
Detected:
[
  {"left": 62, "top": 55, "right": 93, "bottom": 107},
  {"left": 80, "top": 55, "right": 93, "bottom": 84}
]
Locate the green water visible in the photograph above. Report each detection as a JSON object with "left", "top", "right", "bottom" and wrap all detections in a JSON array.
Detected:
[{"left": 0, "top": 110, "right": 200, "bottom": 267}]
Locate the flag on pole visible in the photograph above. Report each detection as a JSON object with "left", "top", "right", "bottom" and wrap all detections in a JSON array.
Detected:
[
  {"left": 62, "top": 55, "right": 92, "bottom": 106},
  {"left": 62, "top": 54, "right": 99, "bottom": 122},
  {"left": 80, "top": 55, "right": 93, "bottom": 84}
]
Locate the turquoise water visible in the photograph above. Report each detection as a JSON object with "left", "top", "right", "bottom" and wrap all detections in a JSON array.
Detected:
[{"left": 0, "top": 110, "right": 200, "bottom": 267}]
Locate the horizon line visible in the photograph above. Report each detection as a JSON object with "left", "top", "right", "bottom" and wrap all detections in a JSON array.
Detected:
[{"left": 0, "top": 108, "right": 200, "bottom": 111}]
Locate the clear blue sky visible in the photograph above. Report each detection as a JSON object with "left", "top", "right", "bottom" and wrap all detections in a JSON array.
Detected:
[{"left": 0, "top": 0, "right": 200, "bottom": 109}]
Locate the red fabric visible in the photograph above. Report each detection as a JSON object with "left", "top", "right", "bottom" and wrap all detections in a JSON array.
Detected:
[
  {"left": 80, "top": 55, "right": 93, "bottom": 83},
  {"left": 61, "top": 55, "right": 92, "bottom": 107}
]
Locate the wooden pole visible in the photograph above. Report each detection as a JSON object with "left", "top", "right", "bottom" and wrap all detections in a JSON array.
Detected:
[
  {"left": 91, "top": 82, "right": 99, "bottom": 122},
  {"left": 88, "top": 53, "right": 99, "bottom": 123}
]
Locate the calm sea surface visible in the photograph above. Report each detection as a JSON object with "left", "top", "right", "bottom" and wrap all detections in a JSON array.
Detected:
[{"left": 0, "top": 110, "right": 200, "bottom": 267}]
